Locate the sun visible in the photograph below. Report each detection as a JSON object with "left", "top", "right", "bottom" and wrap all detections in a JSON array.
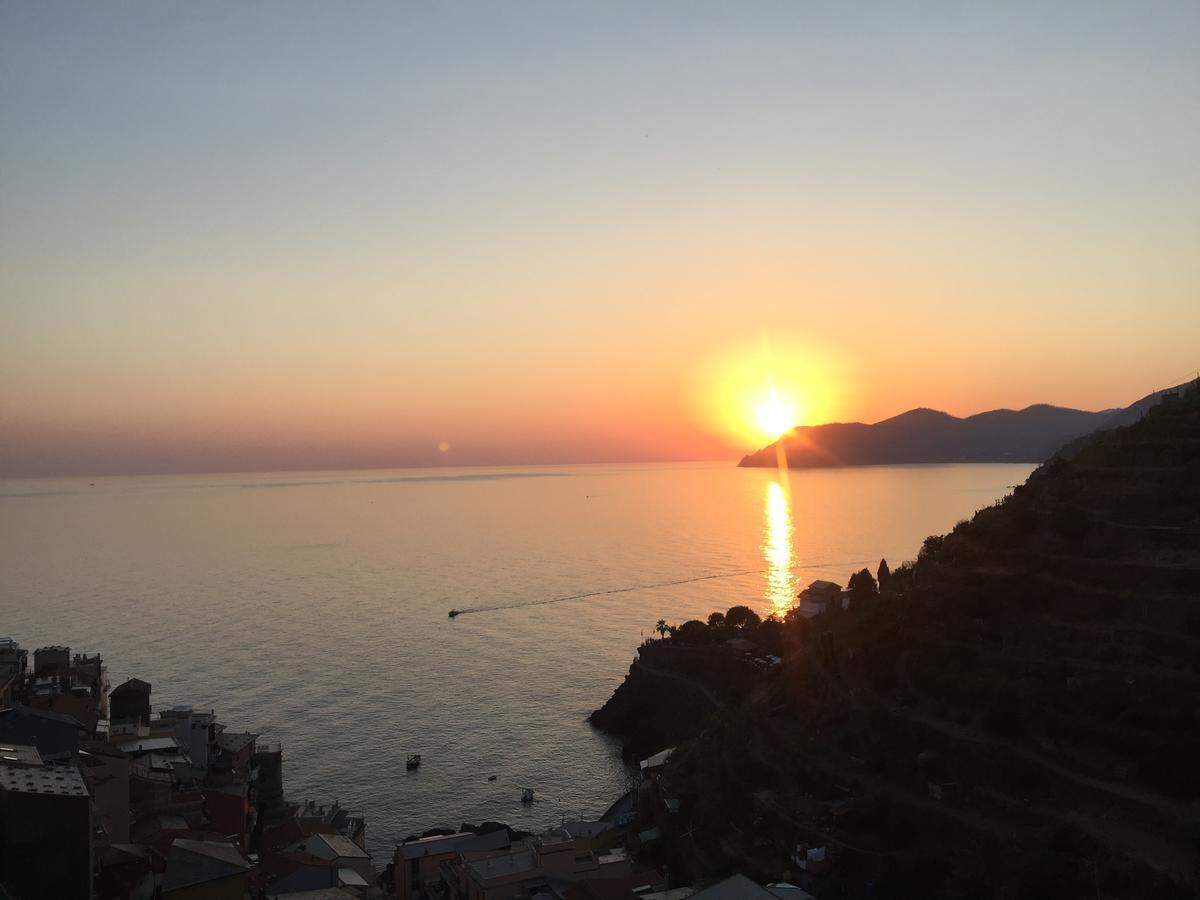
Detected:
[
  {"left": 691, "top": 337, "right": 844, "bottom": 449},
  {"left": 755, "top": 388, "right": 796, "bottom": 440}
]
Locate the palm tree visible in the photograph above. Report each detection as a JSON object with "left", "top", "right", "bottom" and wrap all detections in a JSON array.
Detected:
[{"left": 655, "top": 619, "right": 670, "bottom": 639}]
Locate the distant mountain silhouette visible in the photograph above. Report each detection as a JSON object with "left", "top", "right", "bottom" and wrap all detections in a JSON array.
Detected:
[{"left": 738, "top": 386, "right": 1187, "bottom": 468}]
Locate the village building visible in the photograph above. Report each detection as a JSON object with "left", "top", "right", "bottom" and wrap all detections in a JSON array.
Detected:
[
  {"left": 32, "top": 644, "right": 71, "bottom": 677},
  {"left": 80, "top": 738, "right": 133, "bottom": 842},
  {"left": 639, "top": 747, "right": 674, "bottom": 778},
  {"left": 426, "top": 826, "right": 661, "bottom": 900},
  {"left": 0, "top": 703, "right": 85, "bottom": 761},
  {"left": 94, "top": 842, "right": 156, "bottom": 900},
  {"left": 159, "top": 705, "right": 219, "bottom": 771},
  {"left": 286, "top": 832, "right": 377, "bottom": 885},
  {"left": 795, "top": 580, "right": 843, "bottom": 619},
  {"left": 458, "top": 844, "right": 541, "bottom": 900},
  {"left": 110, "top": 678, "right": 153, "bottom": 725},
  {"left": 395, "top": 829, "right": 511, "bottom": 900},
  {"left": 0, "top": 749, "right": 93, "bottom": 900},
  {"left": 0, "top": 640, "right": 26, "bottom": 676},
  {"left": 161, "top": 838, "right": 252, "bottom": 898},
  {"left": 214, "top": 729, "right": 256, "bottom": 773},
  {"left": 0, "top": 638, "right": 358, "bottom": 899}
]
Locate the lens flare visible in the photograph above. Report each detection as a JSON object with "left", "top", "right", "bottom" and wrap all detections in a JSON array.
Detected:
[{"left": 755, "top": 388, "right": 796, "bottom": 441}]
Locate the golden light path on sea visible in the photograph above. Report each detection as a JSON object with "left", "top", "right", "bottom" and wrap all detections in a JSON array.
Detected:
[{"left": 763, "top": 479, "right": 797, "bottom": 617}]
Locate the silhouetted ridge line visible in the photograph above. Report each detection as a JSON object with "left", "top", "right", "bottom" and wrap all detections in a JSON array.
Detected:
[{"left": 739, "top": 383, "right": 1192, "bottom": 469}]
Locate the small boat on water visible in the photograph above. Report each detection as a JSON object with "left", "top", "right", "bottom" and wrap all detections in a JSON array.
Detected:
[
  {"left": 407, "top": 754, "right": 421, "bottom": 770},
  {"left": 448, "top": 609, "right": 461, "bottom": 618},
  {"left": 487, "top": 774, "right": 497, "bottom": 782},
  {"left": 521, "top": 788, "right": 534, "bottom": 803}
]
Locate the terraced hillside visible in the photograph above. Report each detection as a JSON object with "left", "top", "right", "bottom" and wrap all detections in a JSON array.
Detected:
[{"left": 610, "top": 382, "right": 1200, "bottom": 898}]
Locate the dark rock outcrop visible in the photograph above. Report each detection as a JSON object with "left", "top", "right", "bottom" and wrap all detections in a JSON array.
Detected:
[{"left": 589, "top": 643, "right": 756, "bottom": 762}]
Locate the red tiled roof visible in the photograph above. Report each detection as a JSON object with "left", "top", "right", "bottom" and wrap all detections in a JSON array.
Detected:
[
  {"left": 258, "top": 816, "right": 336, "bottom": 855},
  {"left": 31, "top": 693, "right": 99, "bottom": 733},
  {"left": 258, "top": 848, "right": 335, "bottom": 887},
  {"left": 140, "top": 828, "right": 230, "bottom": 868}
]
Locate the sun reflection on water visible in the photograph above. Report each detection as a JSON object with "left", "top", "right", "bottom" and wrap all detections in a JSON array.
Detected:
[{"left": 763, "top": 480, "right": 797, "bottom": 617}]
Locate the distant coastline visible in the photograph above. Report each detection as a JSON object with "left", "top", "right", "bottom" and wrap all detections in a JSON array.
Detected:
[{"left": 739, "top": 385, "right": 1180, "bottom": 469}]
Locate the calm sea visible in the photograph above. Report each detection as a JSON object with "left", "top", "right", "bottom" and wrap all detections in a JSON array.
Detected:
[{"left": 0, "top": 461, "right": 1031, "bottom": 852}]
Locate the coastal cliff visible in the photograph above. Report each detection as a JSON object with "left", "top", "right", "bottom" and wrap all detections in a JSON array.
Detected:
[
  {"left": 601, "top": 381, "right": 1200, "bottom": 896},
  {"left": 589, "top": 643, "right": 757, "bottom": 762}
]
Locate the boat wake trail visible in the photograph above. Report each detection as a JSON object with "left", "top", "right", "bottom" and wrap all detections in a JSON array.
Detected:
[{"left": 449, "top": 559, "right": 875, "bottom": 617}]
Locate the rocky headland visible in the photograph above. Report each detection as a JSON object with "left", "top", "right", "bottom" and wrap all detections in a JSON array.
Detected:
[{"left": 596, "top": 381, "right": 1200, "bottom": 897}]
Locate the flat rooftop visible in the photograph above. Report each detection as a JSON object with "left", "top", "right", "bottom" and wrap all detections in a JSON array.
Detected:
[
  {"left": 291, "top": 832, "right": 371, "bottom": 861},
  {"left": 467, "top": 846, "right": 537, "bottom": 882},
  {"left": 117, "top": 735, "right": 180, "bottom": 754},
  {"left": 400, "top": 828, "right": 510, "bottom": 859},
  {"left": 0, "top": 764, "right": 89, "bottom": 797},
  {"left": 399, "top": 831, "right": 474, "bottom": 858},
  {"left": 0, "top": 744, "right": 43, "bottom": 767}
]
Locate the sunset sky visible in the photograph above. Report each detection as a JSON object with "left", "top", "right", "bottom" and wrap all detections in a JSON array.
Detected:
[{"left": 2, "top": 2, "right": 1198, "bottom": 476}]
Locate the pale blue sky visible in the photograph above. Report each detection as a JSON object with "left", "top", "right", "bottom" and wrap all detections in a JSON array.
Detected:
[{"left": 2, "top": 2, "right": 1198, "bottom": 474}]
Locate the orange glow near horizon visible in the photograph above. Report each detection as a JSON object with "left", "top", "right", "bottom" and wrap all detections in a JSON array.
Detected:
[{"left": 693, "top": 338, "right": 847, "bottom": 450}]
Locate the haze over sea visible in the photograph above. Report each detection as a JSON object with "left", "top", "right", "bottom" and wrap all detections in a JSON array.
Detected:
[{"left": 0, "top": 461, "right": 1030, "bottom": 850}]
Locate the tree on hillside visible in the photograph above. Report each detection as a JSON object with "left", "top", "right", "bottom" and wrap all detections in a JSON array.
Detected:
[
  {"left": 877, "top": 558, "right": 891, "bottom": 587},
  {"left": 848, "top": 568, "right": 878, "bottom": 602},
  {"left": 919, "top": 534, "right": 945, "bottom": 562},
  {"left": 654, "top": 619, "right": 670, "bottom": 639},
  {"left": 707, "top": 611, "right": 726, "bottom": 628},
  {"left": 725, "top": 605, "right": 762, "bottom": 629},
  {"left": 676, "top": 620, "right": 709, "bottom": 642},
  {"left": 757, "top": 615, "right": 783, "bottom": 654}
]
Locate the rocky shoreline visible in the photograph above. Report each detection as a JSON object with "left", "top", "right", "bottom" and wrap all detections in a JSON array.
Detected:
[{"left": 589, "top": 640, "right": 763, "bottom": 763}]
